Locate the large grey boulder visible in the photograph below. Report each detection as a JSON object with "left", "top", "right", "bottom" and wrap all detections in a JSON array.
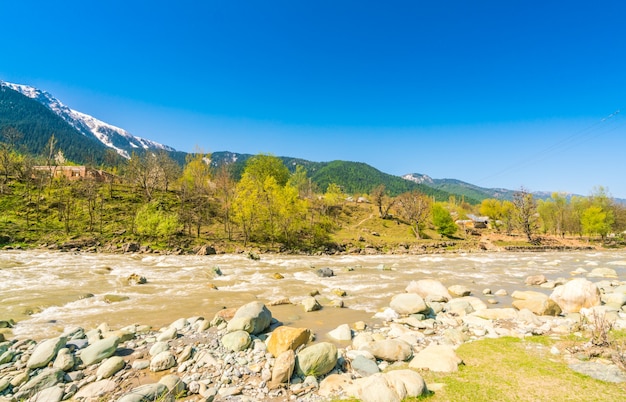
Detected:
[
  {"left": 389, "top": 293, "right": 428, "bottom": 315},
  {"left": 327, "top": 324, "right": 352, "bottom": 341},
  {"left": 351, "top": 355, "right": 380, "bottom": 377},
  {"left": 350, "top": 370, "right": 428, "bottom": 402},
  {"left": 80, "top": 336, "right": 120, "bottom": 366},
  {"left": 27, "top": 336, "right": 67, "bottom": 369},
  {"left": 14, "top": 368, "right": 65, "bottom": 400},
  {"left": 150, "top": 351, "right": 176, "bottom": 372},
  {"left": 296, "top": 342, "right": 337, "bottom": 377},
  {"left": 550, "top": 278, "right": 601, "bottom": 313},
  {"left": 302, "top": 296, "right": 322, "bottom": 312},
  {"left": 226, "top": 301, "right": 272, "bottom": 335},
  {"left": 97, "top": 356, "right": 126, "bottom": 379},
  {"left": 52, "top": 347, "right": 75, "bottom": 371},
  {"left": 159, "top": 374, "right": 186, "bottom": 397}
]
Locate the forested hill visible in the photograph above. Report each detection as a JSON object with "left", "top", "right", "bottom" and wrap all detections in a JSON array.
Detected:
[
  {"left": 210, "top": 152, "right": 456, "bottom": 201},
  {"left": 0, "top": 84, "right": 115, "bottom": 165}
]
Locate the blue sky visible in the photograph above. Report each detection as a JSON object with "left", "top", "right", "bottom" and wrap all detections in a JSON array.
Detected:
[{"left": 2, "top": 1, "right": 626, "bottom": 197}]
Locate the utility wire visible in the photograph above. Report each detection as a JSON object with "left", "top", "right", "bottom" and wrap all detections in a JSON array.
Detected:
[{"left": 475, "top": 110, "right": 623, "bottom": 186}]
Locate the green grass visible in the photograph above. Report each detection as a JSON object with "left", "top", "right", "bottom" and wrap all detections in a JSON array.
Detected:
[{"left": 412, "top": 336, "right": 626, "bottom": 402}]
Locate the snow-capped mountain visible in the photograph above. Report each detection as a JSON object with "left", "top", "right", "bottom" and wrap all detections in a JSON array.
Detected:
[{"left": 0, "top": 81, "right": 175, "bottom": 158}]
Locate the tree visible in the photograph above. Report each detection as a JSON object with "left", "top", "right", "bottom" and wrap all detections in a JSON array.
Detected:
[
  {"left": 513, "top": 188, "right": 538, "bottom": 242},
  {"left": 125, "top": 152, "right": 162, "bottom": 201},
  {"left": 581, "top": 205, "right": 611, "bottom": 240},
  {"left": 432, "top": 203, "right": 457, "bottom": 237},
  {"left": 178, "top": 151, "right": 212, "bottom": 237},
  {"left": 395, "top": 191, "right": 432, "bottom": 239},
  {"left": 135, "top": 200, "right": 181, "bottom": 241},
  {"left": 157, "top": 151, "right": 182, "bottom": 192},
  {"left": 288, "top": 165, "right": 315, "bottom": 199},
  {"left": 371, "top": 184, "right": 395, "bottom": 219},
  {"left": 214, "top": 164, "right": 236, "bottom": 240}
]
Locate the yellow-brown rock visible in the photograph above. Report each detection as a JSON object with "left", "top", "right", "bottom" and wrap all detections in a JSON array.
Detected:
[{"left": 267, "top": 326, "right": 311, "bottom": 358}]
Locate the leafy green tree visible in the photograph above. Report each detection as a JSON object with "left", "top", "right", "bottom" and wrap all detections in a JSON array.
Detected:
[
  {"left": 395, "top": 191, "right": 432, "bottom": 239},
  {"left": 288, "top": 165, "right": 315, "bottom": 199},
  {"left": 242, "top": 153, "right": 290, "bottom": 187},
  {"left": 214, "top": 164, "right": 236, "bottom": 240},
  {"left": 432, "top": 203, "right": 457, "bottom": 237},
  {"left": 178, "top": 151, "right": 213, "bottom": 237},
  {"left": 581, "top": 205, "right": 612, "bottom": 240},
  {"left": 135, "top": 200, "right": 181, "bottom": 241}
]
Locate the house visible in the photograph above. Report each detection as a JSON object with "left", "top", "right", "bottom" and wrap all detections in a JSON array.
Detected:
[{"left": 32, "top": 166, "right": 116, "bottom": 182}]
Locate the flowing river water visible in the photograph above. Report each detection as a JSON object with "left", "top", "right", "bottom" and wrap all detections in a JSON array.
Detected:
[{"left": 2, "top": 250, "right": 626, "bottom": 341}]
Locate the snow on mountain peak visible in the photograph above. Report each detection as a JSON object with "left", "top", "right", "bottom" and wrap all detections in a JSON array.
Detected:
[{"left": 0, "top": 80, "right": 174, "bottom": 158}]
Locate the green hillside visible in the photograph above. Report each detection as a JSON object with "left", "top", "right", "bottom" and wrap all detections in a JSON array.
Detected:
[{"left": 0, "top": 85, "right": 114, "bottom": 165}]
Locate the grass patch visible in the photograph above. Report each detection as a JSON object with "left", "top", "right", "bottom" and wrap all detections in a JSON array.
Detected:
[{"left": 413, "top": 336, "right": 626, "bottom": 402}]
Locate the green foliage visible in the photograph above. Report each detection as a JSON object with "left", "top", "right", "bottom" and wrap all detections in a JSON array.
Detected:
[
  {"left": 581, "top": 205, "right": 611, "bottom": 239},
  {"left": 134, "top": 200, "right": 180, "bottom": 239},
  {"left": 432, "top": 203, "right": 457, "bottom": 237}
]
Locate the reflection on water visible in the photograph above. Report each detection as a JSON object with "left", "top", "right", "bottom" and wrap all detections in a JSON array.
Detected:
[{"left": 1, "top": 250, "right": 625, "bottom": 340}]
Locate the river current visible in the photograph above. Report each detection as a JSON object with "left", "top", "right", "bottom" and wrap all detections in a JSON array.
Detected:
[{"left": 1, "top": 250, "right": 626, "bottom": 340}]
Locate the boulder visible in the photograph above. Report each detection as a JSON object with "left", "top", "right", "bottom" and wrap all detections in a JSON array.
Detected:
[
  {"left": 27, "top": 336, "right": 67, "bottom": 369},
  {"left": 28, "top": 385, "right": 65, "bottom": 402},
  {"left": 52, "top": 347, "right": 75, "bottom": 371},
  {"left": 221, "top": 330, "right": 252, "bottom": 352},
  {"left": 159, "top": 374, "right": 186, "bottom": 397},
  {"left": 525, "top": 274, "right": 547, "bottom": 286},
  {"left": 127, "top": 273, "right": 147, "bottom": 285},
  {"left": 97, "top": 356, "right": 126, "bottom": 379},
  {"left": 80, "top": 336, "right": 120, "bottom": 366},
  {"left": 270, "top": 349, "right": 295, "bottom": 386},
  {"left": 319, "top": 374, "right": 357, "bottom": 398},
  {"left": 14, "top": 368, "right": 65, "bottom": 400},
  {"left": 405, "top": 279, "right": 451, "bottom": 301},
  {"left": 267, "top": 326, "right": 311, "bottom": 357},
  {"left": 316, "top": 267, "right": 335, "bottom": 277},
  {"left": 296, "top": 342, "right": 338, "bottom": 377},
  {"left": 588, "top": 268, "right": 618, "bottom": 278},
  {"left": 149, "top": 341, "right": 169, "bottom": 356},
  {"left": 448, "top": 285, "right": 472, "bottom": 297},
  {"left": 512, "top": 297, "right": 561, "bottom": 316},
  {"left": 302, "top": 296, "right": 322, "bottom": 312},
  {"left": 156, "top": 326, "right": 178, "bottom": 342},
  {"left": 350, "top": 370, "right": 428, "bottom": 402},
  {"left": 226, "top": 301, "right": 272, "bottom": 335},
  {"left": 389, "top": 293, "right": 428, "bottom": 315},
  {"left": 550, "top": 278, "right": 601, "bottom": 313},
  {"left": 117, "top": 383, "right": 174, "bottom": 402},
  {"left": 603, "top": 292, "right": 626, "bottom": 309},
  {"left": 472, "top": 308, "right": 518, "bottom": 320},
  {"left": 150, "top": 351, "right": 176, "bottom": 372},
  {"left": 351, "top": 354, "right": 380, "bottom": 377},
  {"left": 196, "top": 245, "right": 216, "bottom": 255},
  {"left": 327, "top": 324, "right": 352, "bottom": 341},
  {"left": 73, "top": 379, "right": 117, "bottom": 400},
  {"left": 409, "top": 344, "right": 463, "bottom": 372},
  {"left": 363, "top": 339, "right": 412, "bottom": 362}
]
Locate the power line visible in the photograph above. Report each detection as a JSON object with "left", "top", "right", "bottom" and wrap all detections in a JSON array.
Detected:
[{"left": 476, "top": 110, "right": 623, "bottom": 186}]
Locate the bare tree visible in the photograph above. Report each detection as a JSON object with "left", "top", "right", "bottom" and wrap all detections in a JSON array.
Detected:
[
  {"left": 513, "top": 187, "right": 539, "bottom": 243},
  {"left": 395, "top": 191, "right": 432, "bottom": 239},
  {"left": 371, "top": 184, "right": 396, "bottom": 219}
]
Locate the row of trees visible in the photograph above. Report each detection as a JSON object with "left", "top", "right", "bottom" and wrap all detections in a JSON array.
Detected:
[
  {"left": 2, "top": 128, "right": 625, "bottom": 249},
  {"left": 478, "top": 187, "right": 625, "bottom": 242}
]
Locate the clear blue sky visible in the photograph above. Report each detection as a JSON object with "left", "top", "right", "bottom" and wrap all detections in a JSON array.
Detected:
[{"left": 2, "top": 1, "right": 626, "bottom": 197}]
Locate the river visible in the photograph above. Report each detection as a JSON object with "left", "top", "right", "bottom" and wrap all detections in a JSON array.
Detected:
[{"left": 1, "top": 249, "right": 626, "bottom": 340}]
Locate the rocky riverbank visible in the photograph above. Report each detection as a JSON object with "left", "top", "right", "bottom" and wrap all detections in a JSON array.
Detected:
[{"left": 1, "top": 268, "right": 626, "bottom": 401}]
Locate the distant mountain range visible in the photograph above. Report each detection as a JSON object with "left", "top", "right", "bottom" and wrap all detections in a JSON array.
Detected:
[{"left": 1, "top": 80, "right": 615, "bottom": 204}]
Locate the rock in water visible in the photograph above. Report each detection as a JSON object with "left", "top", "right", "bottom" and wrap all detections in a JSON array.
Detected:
[
  {"left": 226, "top": 301, "right": 272, "bottom": 335},
  {"left": 405, "top": 279, "right": 451, "bottom": 301},
  {"left": 296, "top": 342, "right": 338, "bottom": 377},
  {"left": 302, "top": 296, "right": 322, "bottom": 312},
  {"left": 316, "top": 267, "right": 334, "bottom": 277}
]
